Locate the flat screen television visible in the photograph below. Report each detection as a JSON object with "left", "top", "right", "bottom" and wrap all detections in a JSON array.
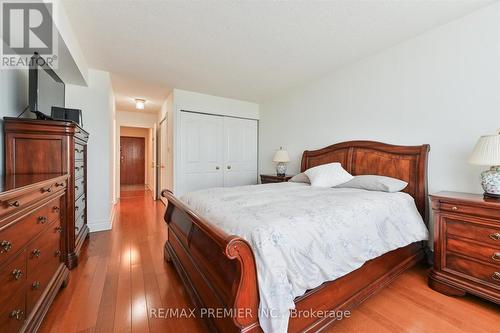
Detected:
[{"left": 29, "top": 53, "right": 65, "bottom": 118}]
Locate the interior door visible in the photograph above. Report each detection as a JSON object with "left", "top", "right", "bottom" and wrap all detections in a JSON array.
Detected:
[
  {"left": 223, "top": 117, "right": 258, "bottom": 187},
  {"left": 179, "top": 111, "right": 224, "bottom": 195},
  {"left": 120, "top": 136, "right": 145, "bottom": 185}
]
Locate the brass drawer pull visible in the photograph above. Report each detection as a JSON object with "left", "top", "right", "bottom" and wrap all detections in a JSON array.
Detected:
[
  {"left": 75, "top": 166, "right": 80, "bottom": 171},
  {"left": 32, "top": 249, "right": 41, "bottom": 258},
  {"left": 12, "top": 269, "right": 22, "bottom": 280},
  {"left": 55, "top": 182, "right": 65, "bottom": 187},
  {"left": 492, "top": 272, "right": 500, "bottom": 282},
  {"left": 55, "top": 250, "right": 61, "bottom": 257},
  {"left": 53, "top": 206, "right": 60, "bottom": 212},
  {"left": 10, "top": 309, "right": 23, "bottom": 320},
  {"left": 8, "top": 200, "right": 20, "bottom": 207},
  {"left": 490, "top": 233, "right": 500, "bottom": 241},
  {"left": 37, "top": 216, "right": 47, "bottom": 224},
  {"left": 41, "top": 186, "right": 52, "bottom": 193},
  {"left": 492, "top": 252, "right": 500, "bottom": 262},
  {"left": 75, "top": 206, "right": 79, "bottom": 211},
  {"left": 75, "top": 226, "right": 80, "bottom": 231},
  {"left": 32, "top": 281, "right": 41, "bottom": 290},
  {"left": 0, "top": 240, "right": 12, "bottom": 253},
  {"left": 75, "top": 186, "right": 79, "bottom": 190},
  {"left": 55, "top": 226, "right": 63, "bottom": 233},
  {"left": 451, "top": 206, "right": 458, "bottom": 211}
]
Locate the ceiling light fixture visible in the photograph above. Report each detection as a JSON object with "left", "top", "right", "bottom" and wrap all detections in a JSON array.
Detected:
[{"left": 135, "top": 98, "right": 146, "bottom": 110}]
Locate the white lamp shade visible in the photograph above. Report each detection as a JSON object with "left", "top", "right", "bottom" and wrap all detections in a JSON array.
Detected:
[
  {"left": 469, "top": 134, "right": 500, "bottom": 166},
  {"left": 273, "top": 149, "right": 290, "bottom": 163}
]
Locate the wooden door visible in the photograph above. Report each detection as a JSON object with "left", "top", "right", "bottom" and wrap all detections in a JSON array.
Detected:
[{"left": 120, "top": 136, "right": 145, "bottom": 185}]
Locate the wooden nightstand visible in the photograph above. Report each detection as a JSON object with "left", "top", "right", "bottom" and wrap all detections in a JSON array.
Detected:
[
  {"left": 260, "top": 174, "right": 293, "bottom": 184},
  {"left": 429, "top": 192, "right": 500, "bottom": 304}
]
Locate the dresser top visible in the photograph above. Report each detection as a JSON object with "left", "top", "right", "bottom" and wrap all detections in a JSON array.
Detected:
[{"left": 430, "top": 191, "right": 500, "bottom": 208}]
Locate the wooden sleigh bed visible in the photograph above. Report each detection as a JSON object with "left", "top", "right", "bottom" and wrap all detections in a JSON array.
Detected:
[{"left": 162, "top": 140, "right": 430, "bottom": 333}]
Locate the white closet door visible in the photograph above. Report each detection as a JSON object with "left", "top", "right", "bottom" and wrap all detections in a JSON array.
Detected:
[
  {"left": 223, "top": 117, "right": 258, "bottom": 187},
  {"left": 179, "top": 112, "right": 224, "bottom": 195}
]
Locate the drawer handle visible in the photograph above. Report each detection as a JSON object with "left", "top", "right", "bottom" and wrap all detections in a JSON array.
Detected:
[
  {"left": 9, "top": 309, "right": 23, "bottom": 320},
  {"left": 12, "top": 269, "right": 23, "bottom": 280},
  {"left": 75, "top": 206, "right": 79, "bottom": 211},
  {"left": 53, "top": 206, "right": 60, "bottom": 212},
  {"left": 75, "top": 186, "right": 79, "bottom": 190},
  {"left": 41, "top": 186, "right": 52, "bottom": 193},
  {"left": 56, "top": 182, "right": 65, "bottom": 187},
  {"left": 8, "top": 200, "right": 20, "bottom": 207},
  {"left": 55, "top": 250, "right": 61, "bottom": 257},
  {"left": 32, "top": 281, "right": 41, "bottom": 290},
  {"left": 32, "top": 249, "right": 41, "bottom": 258},
  {"left": 0, "top": 240, "right": 12, "bottom": 253},
  {"left": 493, "top": 272, "right": 500, "bottom": 282},
  {"left": 37, "top": 216, "right": 47, "bottom": 224},
  {"left": 75, "top": 226, "right": 80, "bottom": 231},
  {"left": 492, "top": 252, "right": 500, "bottom": 262},
  {"left": 55, "top": 226, "right": 63, "bottom": 233},
  {"left": 451, "top": 206, "right": 458, "bottom": 211},
  {"left": 75, "top": 166, "right": 80, "bottom": 171},
  {"left": 490, "top": 233, "right": 500, "bottom": 241}
]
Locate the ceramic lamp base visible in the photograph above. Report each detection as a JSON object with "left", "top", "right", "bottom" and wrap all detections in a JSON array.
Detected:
[
  {"left": 276, "top": 162, "right": 287, "bottom": 177},
  {"left": 481, "top": 166, "right": 500, "bottom": 198}
]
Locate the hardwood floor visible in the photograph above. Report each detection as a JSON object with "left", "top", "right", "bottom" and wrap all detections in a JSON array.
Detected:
[{"left": 39, "top": 190, "right": 499, "bottom": 333}]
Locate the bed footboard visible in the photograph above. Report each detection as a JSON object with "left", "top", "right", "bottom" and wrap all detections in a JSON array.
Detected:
[{"left": 162, "top": 190, "right": 262, "bottom": 333}]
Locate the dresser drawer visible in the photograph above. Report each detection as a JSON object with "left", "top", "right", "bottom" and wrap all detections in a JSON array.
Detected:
[
  {"left": 0, "top": 290, "right": 26, "bottom": 333},
  {"left": 75, "top": 177, "right": 85, "bottom": 200},
  {"left": 441, "top": 201, "right": 500, "bottom": 220},
  {"left": 75, "top": 194, "right": 86, "bottom": 220},
  {"left": 446, "top": 254, "right": 500, "bottom": 289},
  {"left": 447, "top": 237, "right": 500, "bottom": 266},
  {"left": 27, "top": 220, "right": 63, "bottom": 313},
  {"left": 446, "top": 218, "right": 500, "bottom": 248},
  {"left": 74, "top": 161, "right": 85, "bottom": 180},
  {"left": 74, "top": 143, "right": 85, "bottom": 161},
  {"left": 0, "top": 197, "right": 61, "bottom": 266},
  {"left": 0, "top": 250, "right": 26, "bottom": 306},
  {"left": 0, "top": 180, "right": 65, "bottom": 224}
]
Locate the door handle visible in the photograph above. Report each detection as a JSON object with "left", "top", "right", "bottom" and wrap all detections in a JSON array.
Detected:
[
  {"left": 227, "top": 165, "right": 231, "bottom": 170},
  {"left": 215, "top": 166, "right": 220, "bottom": 170}
]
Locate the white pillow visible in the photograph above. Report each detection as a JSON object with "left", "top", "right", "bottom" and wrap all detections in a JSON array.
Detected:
[
  {"left": 336, "top": 175, "right": 408, "bottom": 192},
  {"left": 288, "top": 173, "right": 310, "bottom": 183},
  {"left": 304, "top": 163, "right": 353, "bottom": 188}
]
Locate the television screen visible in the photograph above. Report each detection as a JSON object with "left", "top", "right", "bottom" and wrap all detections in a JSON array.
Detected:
[{"left": 29, "top": 54, "right": 65, "bottom": 116}]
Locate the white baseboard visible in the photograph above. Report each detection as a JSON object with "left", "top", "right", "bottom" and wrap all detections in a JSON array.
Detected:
[{"left": 88, "top": 202, "right": 117, "bottom": 233}]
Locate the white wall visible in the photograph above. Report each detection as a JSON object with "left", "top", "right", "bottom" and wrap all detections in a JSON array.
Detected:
[
  {"left": 66, "top": 69, "right": 115, "bottom": 232},
  {"left": 115, "top": 110, "right": 159, "bottom": 199},
  {"left": 172, "top": 89, "right": 260, "bottom": 193},
  {"left": 260, "top": 3, "right": 500, "bottom": 199}
]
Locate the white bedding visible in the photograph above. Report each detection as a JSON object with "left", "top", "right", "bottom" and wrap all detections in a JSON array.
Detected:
[{"left": 181, "top": 182, "right": 428, "bottom": 333}]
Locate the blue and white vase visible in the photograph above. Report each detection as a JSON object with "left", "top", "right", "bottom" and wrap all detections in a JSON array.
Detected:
[
  {"left": 276, "top": 162, "right": 287, "bottom": 177},
  {"left": 481, "top": 166, "right": 500, "bottom": 198}
]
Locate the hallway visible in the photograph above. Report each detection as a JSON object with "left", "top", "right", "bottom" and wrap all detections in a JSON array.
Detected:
[{"left": 39, "top": 190, "right": 499, "bottom": 333}]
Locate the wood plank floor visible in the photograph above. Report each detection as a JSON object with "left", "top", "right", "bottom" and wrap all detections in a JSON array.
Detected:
[{"left": 39, "top": 189, "right": 499, "bottom": 333}]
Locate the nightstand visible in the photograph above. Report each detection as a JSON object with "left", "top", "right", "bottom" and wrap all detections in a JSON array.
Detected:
[
  {"left": 260, "top": 174, "right": 293, "bottom": 184},
  {"left": 429, "top": 192, "right": 500, "bottom": 304}
]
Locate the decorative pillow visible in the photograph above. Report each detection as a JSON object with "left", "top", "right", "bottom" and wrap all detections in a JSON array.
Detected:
[
  {"left": 288, "top": 173, "right": 310, "bottom": 183},
  {"left": 304, "top": 163, "right": 353, "bottom": 188},
  {"left": 336, "top": 175, "right": 408, "bottom": 192}
]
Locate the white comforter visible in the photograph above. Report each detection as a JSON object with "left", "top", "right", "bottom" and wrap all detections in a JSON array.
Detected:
[{"left": 181, "top": 182, "right": 428, "bottom": 333}]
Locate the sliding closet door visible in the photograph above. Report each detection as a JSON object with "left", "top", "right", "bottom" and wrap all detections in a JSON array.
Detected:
[
  {"left": 223, "top": 117, "right": 258, "bottom": 187},
  {"left": 179, "top": 112, "right": 224, "bottom": 195}
]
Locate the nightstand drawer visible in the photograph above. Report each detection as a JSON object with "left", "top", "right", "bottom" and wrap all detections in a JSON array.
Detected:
[
  {"left": 446, "top": 218, "right": 500, "bottom": 247},
  {"left": 441, "top": 202, "right": 500, "bottom": 220},
  {"left": 446, "top": 254, "right": 500, "bottom": 289},
  {"left": 447, "top": 237, "right": 500, "bottom": 266}
]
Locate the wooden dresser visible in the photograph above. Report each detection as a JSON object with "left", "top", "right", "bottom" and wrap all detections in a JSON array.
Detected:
[
  {"left": 0, "top": 174, "right": 69, "bottom": 332},
  {"left": 429, "top": 192, "right": 500, "bottom": 304},
  {"left": 4, "top": 118, "right": 89, "bottom": 269}
]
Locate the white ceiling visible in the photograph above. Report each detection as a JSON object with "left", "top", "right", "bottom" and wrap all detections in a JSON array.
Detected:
[{"left": 62, "top": 0, "right": 494, "bottom": 109}]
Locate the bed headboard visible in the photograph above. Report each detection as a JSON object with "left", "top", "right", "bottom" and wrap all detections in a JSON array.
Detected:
[{"left": 301, "top": 141, "right": 430, "bottom": 223}]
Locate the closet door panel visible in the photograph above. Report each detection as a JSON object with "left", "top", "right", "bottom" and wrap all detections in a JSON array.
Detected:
[
  {"left": 180, "top": 112, "right": 224, "bottom": 195},
  {"left": 223, "top": 117, "right": 258, "bottom": 187}
]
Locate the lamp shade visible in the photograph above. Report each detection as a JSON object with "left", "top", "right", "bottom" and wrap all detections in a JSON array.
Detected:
[
  {"left": 469, "top": 134, "right": 500, "bottom": 166},
  {"left": 273, "top": 148, "right": 290, "bottom": 163}
]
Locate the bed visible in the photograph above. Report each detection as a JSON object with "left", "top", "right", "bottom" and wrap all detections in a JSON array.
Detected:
[{"left": 162, "top": 140, "right": 430, "bottom": 333}]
